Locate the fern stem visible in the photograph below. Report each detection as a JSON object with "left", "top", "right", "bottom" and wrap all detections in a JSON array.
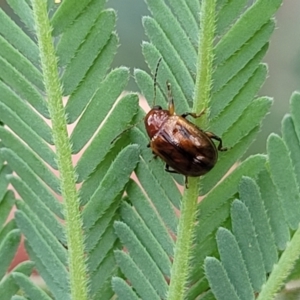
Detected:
[
  {"left": 257, "top": 228, "right": 300, "bottom": 300},
  {"left": 168, "top": 1, "right": 217, "bottom": 299},
  {"left": 194, "top": 0, "right": 216, "bottom": 126},
  {"left": 31, "top": 1, "right": 88, "bottom": 300},
  {"left": 168, "top": 178, "right": 199, "bottom": 300}
]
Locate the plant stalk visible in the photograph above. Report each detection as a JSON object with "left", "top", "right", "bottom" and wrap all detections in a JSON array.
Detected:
[
  {"left": 167, "top": 1, "right": 217, "bottom": 299},
  {"left": 31, "top": 1, "right": 88, "bottom": 299},
  {"left": 168, "top": 178, "right": 200, "bottom": 300},
  {"left": 257, "top": 228, "right": 300, "bottom": 300},
  {"left": 194, "top": 0, "right": 216, "bottom": 126}
]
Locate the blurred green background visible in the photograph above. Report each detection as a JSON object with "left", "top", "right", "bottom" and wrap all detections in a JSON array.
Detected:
[
  {"left": 1, "top": 0, "right": 300, "bottom": 154},
  {"left": 108, "top": 0, "right": 300, "bottom": 155}
]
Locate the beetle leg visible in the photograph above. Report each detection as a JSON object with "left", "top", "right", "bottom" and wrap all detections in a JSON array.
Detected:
[
  {"left": 181, "top": 108, "right": 206, "bottom": 119},
  {"left": 165, "top": 164, "right": 179, "bottom": 174},
  {"left": 185, "top": 176, "right": 189, "bottom": 189},
  {"left": 166, "top": 81, "right": 175, "bottom": 115},
  {"left": 205, "top": 132, "right": 228, "bottom": 151},
  {"left": 166, "top": 164, "right": 189, "bottom": 189}
]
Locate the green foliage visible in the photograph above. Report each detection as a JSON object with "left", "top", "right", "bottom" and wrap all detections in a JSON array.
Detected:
[
  {"left": 205, "top": 92, "right": 300, "bottom": 299},
  {"left": 0, "top": 0, "right": 138, "bottom": 299},
  {"left": 0, "top": 156, "right": 34, "bottom": 299},
  {"left": 1, "top": 0, "right": 300, "bottom": 300}
]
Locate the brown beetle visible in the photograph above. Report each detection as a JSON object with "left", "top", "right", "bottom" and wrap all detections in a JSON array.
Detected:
[{"left": 145, "top": 59, "right": 227, "bottom": 186}]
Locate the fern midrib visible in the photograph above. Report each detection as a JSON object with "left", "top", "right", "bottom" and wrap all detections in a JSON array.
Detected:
[
  {"left": 167, "top": 1, "right": 217, "bottom": 299},
  {"left": 30, "top": 1, "right": 88, "bottom": 300}
]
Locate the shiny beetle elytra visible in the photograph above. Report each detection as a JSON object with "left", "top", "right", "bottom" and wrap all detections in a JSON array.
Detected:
[{"left": 144, "top": 58, "right": 227, "bottom": 186}]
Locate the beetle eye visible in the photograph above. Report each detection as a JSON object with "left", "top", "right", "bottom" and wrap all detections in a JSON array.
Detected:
[{"left": 153, "top": 105, "right": 162, "bottom": 110}]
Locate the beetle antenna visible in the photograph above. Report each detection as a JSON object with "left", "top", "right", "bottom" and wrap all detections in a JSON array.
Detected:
[{"left": 153, "top": 57, "right": 163, "bottom": 107}]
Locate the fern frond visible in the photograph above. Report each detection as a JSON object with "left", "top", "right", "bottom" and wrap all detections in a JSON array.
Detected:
[
  {"left": 0, "top": 0, "right": 139, "bottom": 298},
  {"left": 205, "top": 92, "right": 300, "bottom": 300},
  {"left": 0, "top": 155, "right": 33, "bottom": 299},
  {"left": 111, "top": 0, "right": 283, "bottom": 299}
]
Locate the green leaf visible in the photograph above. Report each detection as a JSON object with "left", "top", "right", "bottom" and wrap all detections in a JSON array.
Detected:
[
  {"left": 85, "top": 198, "right": 120, "bottom": 253},
  {"left": 216, "top": 228, "right": 253, "bottom": 299},
  {"left": 144, "top": 0, "right": 197, "bottom": 75},
  {"left": 0, "top": 129, "right": 59, "bottom": 193},
  {"left": 210, "top": 58, "right": 267, "bottom": 120},
  {"left": 76, "top": 93, "right": 139, "bottom": 181},
  {"left": 231, "top": 200, "right": 266, "bottom": 291},
  {"left": 0, "top": 0, "right": 134, "bottom": 299},
  {"left": 282, "top": 115, "right": 300, "bottom": 186},
  {"left": 290, "top": 91, "right": 300, "bottom": 140},
  {"left": 0, "top": 114, "right": 56, "bottom": 169},
  {"left": 213, "top": 22, "right": 272, "bottom": 94},
  {"left": 167, "top": 0, "right": 199, "bottom": 46},
  {"left": 130, "top": 127, "right": 181, "bottom": 209},
  {"left": 88, "top": 225, "right": 117, "bottom": 274},
  {"left": 0, "top": 262, "right": 34, "bottom": 300},
  {"left": 0, "top": 220, "right": 17, "bottom": 243},
  {"left": 0, "top": 165, "right": 11, "bottom": 202},
  {"left": 0, "top": 229, "right": 21, "bottom": 278},
  {"left": 51, "top": 0, "right": 98, "bottom": 36},
  {"left": 120, "top": 200, "right": 172, "bottom": 276},
  {"left": 25, "top": 241, "right": 70, "bottom": 300},
  {"left": 0, "top": 36, "right": 43, "bottom": 91},
  {"left": 11, "top": 296, "right": 28, "bottom": 300},
  {"left": 83, "top": 144, "right": 140, "bottom": 230},
  {"left": 1, "top": 149, "right": 63, "bottom": 218},
  {"left": 267, "top": 134, "right": 300, "bottom": 230},
  {"left": 61, "top": 9, "right": 116, "bottom": 95},
  {"left": 141, "top": 41, "right": 191, "bottom": 111},
  {"left": 114, "top": 250, "right": 161, "bottom": 300},
  {"left": 0, "top": 191, "right": 14, "bottom": 229},
  {"left": 199, "top": 127, "right": 260, "bottom": 194},
  {"left": 198, "top": 154, "right": 266, "bottom": 216},
  {"left": 12, "top": 272, "right": 52, "bottom": 300},
  {"left": 16, "top": 200, "right": 67, "bottom": 264},
  {"left": 0, "top": 59, "right": 48, "bottom": 118},
  {"left": 79, "top": 131, "right": 131, "bottom": 207},
  {"left": 214, "top": 0, "right": 282, "bottom": 66},
  {"left": 89, "top": 251, "right": 118, "bottom": 299},
  {"left": 0, "top": 82, "right": 51, "bottom": 143},
  {"left": 0, "top": 0, "right": 285, "bottom": 299},
  {"left": 114, "top": 221, "right": 168, "bottom": 298},
  {"left": 65, "top": 33, "right": 118, "bottom": 123},
  {"left": 257, "top": 169, "right": 290, "bottom": 250},
  {"left": 70, "top": 67, "right": 130, "bottom": 153},
  {"left": 204, "top": 257, "right": 240, "bottom": 300},
  {"left": 216, "top": 0, "right": 248, "bottom": 36},
  {"left": 239, "top": 177, "right": 278, "bottom": 272},
  {"left": 125, "top": 179, "right": 175, "bottom": 256},
  {"left": 0, "top": 8, "right": 40, "bottom": 67},
  {"left": 112, "top": 277, "right": 140, "bottom": 300},
  {"left": 56, "top": 0, "right": 106, "bottom": 67},
  {"left": 6, "top": 0, "right": 35, "bottom": 33},
  {"left": 15, "top": 210, "right": 70, "bottom": 298},
  {"left": 219, "top": 97, "right": 272, "bottom": 147},
  {"left": 118, "top": 0, "right": 281, "bottom": 297}
]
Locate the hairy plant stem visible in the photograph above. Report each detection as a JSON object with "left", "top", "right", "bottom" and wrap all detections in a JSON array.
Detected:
[
  {"left": 194, "top": 0, "right": 216, "bottom": 127},
  {"left": 168, "top": 178, "right": 199, "bottom": 300},
  {"left": 257, "top": 227, "right": 300, "bottom": 300},
  {"left": 167, "top": 1, "right": 217, "bottom": 299},
  {"left": 31, "top": 1, "right": 88, "bottom": 300}
]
